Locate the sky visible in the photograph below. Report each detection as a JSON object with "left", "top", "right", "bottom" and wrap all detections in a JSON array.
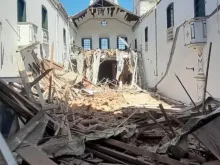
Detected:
[{"left": 59, "top": 0, "right": 133, "bottom": 16}]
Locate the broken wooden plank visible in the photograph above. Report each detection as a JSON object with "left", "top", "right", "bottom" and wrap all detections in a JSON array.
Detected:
[
  {"left": 86, "top": 148, "right": 129, "bottom": 165},
  {"left": 202, "top": 42, "right": 212, "bottom": 114},
  {"left": 48, "top": 76, "right": 53, "bottom": 103},
  {"left": 103, "top": 139, "right": 187, "bottom": 165},
  {"left": 98, "top": 164, "right": 123, "bottom": 165},
  {"left": 88, "top": 143, "right": 154, "bottom": 165},
  {"left": 174, "top": 73, "right": 200, "bottom": 113},
  {"left": 203, "top": 161, "right": 220, "bottom": 165},
  {"left": 7, "top": 111, "right": 45, "bottom": 151},
  {"left": 16, "top": 146, "right": 57, "bottom": 165},
  {"left": 148, "top": 112, "right": 173, "bottom": 137},
  {"left": 138, "top": 112, "right": 198, "bottom": 129},
  {"left": 42, "top": 104, "right": 59, "bottom": 111},
  {"left": 69, "top": 158, "right": 92, "bottom": 165},
  {"left": 19, "top": 70, "right": 37, "bottom": 103},
  {"left": 48, "top": 42, "right": 55, "bottom": 103},
  {"left": 0, "top": 90, "right": 34, "bottom": 119},
  {"left": 24, "top": 116, "right": 49, "bottom": 145},
  {"left": 159, "top": 104, "right": 175, "bottom": 137},
  {"left": 0, "top": 79, "right": 40, "bottom": 113},
  {"left": 30, "top": 69, "right": 53, "bottom": 87},
  {"left": 0, "top": 132, "right": 18, "bottom": 165}
]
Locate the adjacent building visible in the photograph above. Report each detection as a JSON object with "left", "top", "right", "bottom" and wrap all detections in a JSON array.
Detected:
[
  {"left": 0, "top": 0, "right": 76, "bottom": 78},
  {"left": 134, "top": 0, "right": 220, "bottom": 103}
]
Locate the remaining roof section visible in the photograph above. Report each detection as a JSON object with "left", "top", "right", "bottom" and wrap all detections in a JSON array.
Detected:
[
  {"left": 70, "top": 0, "right": 139, "bottom": 28},
  {"left": 50, "top": 0, "right": 68, "bottom": 20},
  {"left": 132, "top": 7, "right": 155, "bottom": 31},
  {"left": 91, "top": 0, "right": 117, "bottom": 6}
]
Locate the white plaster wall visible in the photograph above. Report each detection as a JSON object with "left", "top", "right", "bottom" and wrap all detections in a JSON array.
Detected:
[
  {"left": 76, "top": 18, "right": 135, "bottom": 49},
  {"left": 135, "top": 0, "right": 220, "bottom": 103},
  {"left": 134, "top": 10, "right": 157, "bottom": 87},
  {"left": 205, "top": 0, "right": 220, "bottom": 100},
  {"left": 133, "top": 0, "right": 156, "bottom": 16},
  {"left": 0, "top": 0, "right": 18, "bottom": 76},
  {"left": 25, "top": 0, "right": 70, "bottom": 65},
  {"left": 155, "top": 0, "right": 198, "bottom": 103},
  {"left": 206, "top": 0, "right": 219, "bottom": 15}
]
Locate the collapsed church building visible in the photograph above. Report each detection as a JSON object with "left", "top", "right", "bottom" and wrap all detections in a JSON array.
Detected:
[
  {"left": 70, "top": 0, "right": 140, "bottom": 86},
  {"left": 1, "top": 0, "right": 220, "bottom": 164}
]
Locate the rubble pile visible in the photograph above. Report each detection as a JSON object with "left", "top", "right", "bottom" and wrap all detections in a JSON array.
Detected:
[{"left": 1, "top": 45, "right": 220, "bottom": 165}]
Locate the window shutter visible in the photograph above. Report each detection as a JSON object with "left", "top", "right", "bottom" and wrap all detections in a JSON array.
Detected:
[
  {"left": 194, "top": 0, "right": 205, "bottom": 17},
  {"left": 167, "top": 3, "right": 174, "bottom": 29},
  {"left": 145, "top": 27, "right": 148, "bottom": 42},
  {"left": 42, "top": 6, "right": 48, "bottom": 30}
]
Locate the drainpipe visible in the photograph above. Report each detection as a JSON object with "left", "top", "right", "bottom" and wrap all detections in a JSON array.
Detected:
[
  {"left": 217, "top": 0, "right": 220, "bottom": 34},
  {"left": 67, "top": 20, "right": 70, "bottom": 61},
  {"left": 154, "top": 6, "right": 158, "bottom": 76}
]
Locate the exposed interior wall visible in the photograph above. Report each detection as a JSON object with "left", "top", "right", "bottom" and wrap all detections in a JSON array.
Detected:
[
  {"left": 134, "top": 0, "right": 220, "bottom": 103},
  {"left": 76, "top": 18, "right": 135, "bottom": 49},
  {"left": 98, "top": 60, "right": 117, "bottom": 81},
  {"left": 134, "top": 10, "right": 157, "bottom": 87}
]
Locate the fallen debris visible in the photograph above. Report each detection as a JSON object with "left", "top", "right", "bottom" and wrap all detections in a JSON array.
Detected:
[{"left": 1, "top": 44, "right": 220, "bottom": 165}]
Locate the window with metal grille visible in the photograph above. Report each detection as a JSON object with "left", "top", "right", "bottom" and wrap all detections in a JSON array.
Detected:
[
  {"left": 117, "top": 37, "right": 127, "bottom": 50},
  {"left": 100, "top": 38, "right": 109, "bottom": 50},
  {"left": 82, "top": 38, "right": 92, "bottom": 50},
  {"left": 194, "top": 0, "right": 206, "bottom": 17},
  {"left": 167, "top": 3, "right": 174, "bottom": 29},
  {"left": 17, "top": 0, "right": 26, "bottom": 22},
  {"left": 42, "top": 6, "right": 48, "bottom": 30}
]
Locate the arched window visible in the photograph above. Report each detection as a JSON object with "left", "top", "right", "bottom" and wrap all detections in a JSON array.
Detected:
[
  {"left": 63, "top": 28, "right": 66, "bottom": 44},
  {"left": 42, "top": 6, "right": 48, "bottom": 30},
  {"left": 17, "top": 0, "right": 26, "bottom": 22},
  {"left": 167, "top": 3, "right": 174, "bottom": 29},
  {"left": 194, "top": 0, "right": 205, "bottom": 17}
]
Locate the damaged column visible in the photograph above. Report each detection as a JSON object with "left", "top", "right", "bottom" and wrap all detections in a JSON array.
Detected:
[
  {"left": 116, "top": 49, "right": 124, "bottom": 88},
  {"left": 92, "top": 49, "right": 101, "bottom": 84}
]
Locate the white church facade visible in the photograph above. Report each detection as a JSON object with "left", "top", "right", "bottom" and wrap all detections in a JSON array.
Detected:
[{"left": 71, "top": 0, "right": 138, "bottom": 50}]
